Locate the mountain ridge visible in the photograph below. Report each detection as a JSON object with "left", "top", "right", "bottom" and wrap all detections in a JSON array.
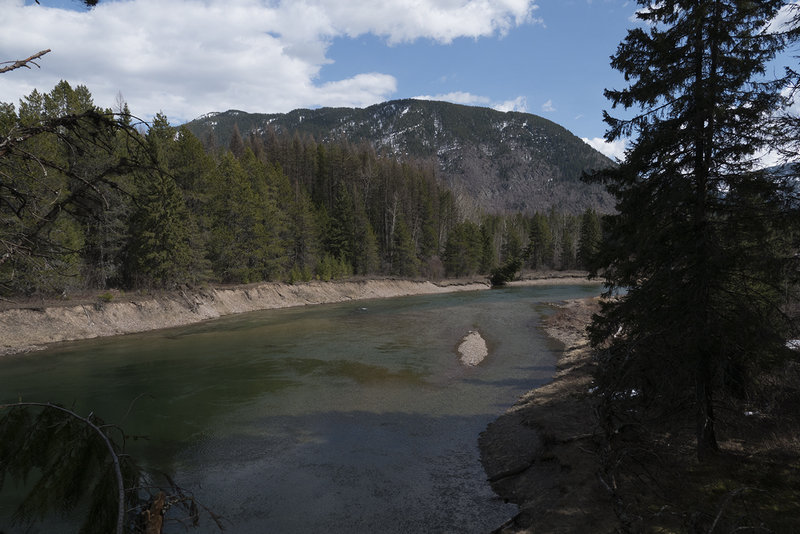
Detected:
[{"left": 185, "top": 99, "right": 615, "bottom": 214}]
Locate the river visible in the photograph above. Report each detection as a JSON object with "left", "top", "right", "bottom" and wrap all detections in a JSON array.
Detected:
[{"left": 0, "top": 283, "right": 599, "bottom": 533}]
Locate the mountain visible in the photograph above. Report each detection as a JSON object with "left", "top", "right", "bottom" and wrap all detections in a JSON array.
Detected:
[{"left": 184, "top": 99, "right": 615, "bottom": 215}]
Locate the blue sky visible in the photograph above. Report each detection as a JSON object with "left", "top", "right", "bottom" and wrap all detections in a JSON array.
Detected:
[
  {"left": 2, "top": 0, "right": 756, "bottom": 160},
  {"left": 319, "top": 1, "right": 634, "bottom": 155}
]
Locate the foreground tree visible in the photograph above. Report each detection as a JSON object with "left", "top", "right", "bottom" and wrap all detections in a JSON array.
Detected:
[
  {"left": 588, "top": 0, "right": 799, "bottom": 459},
  {"left": 0, "top": 402, "right": 222, "bottom": 533},
  {"left": 0, "top": 82, "right": 151, "bottom": 295}
]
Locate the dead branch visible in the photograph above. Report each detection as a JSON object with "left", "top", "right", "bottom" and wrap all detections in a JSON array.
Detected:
[{"left": 0, "top": 49, "right": 51, "bottom": 74}]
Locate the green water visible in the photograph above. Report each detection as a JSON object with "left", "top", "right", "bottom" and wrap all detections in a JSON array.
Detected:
[{"left": 0, "top": 284, "right": 599, "bottom": 533}]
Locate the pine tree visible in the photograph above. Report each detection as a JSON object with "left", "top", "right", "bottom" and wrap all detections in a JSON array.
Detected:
[
  {"left": 229, "top": 124, "right": 246, "bottom": 159},
  {"left": 0, "top": 82, "right": 146, "bottom": 295},
  {"left": 577, "top": 208, "right": 601, "bottom": 270},
  {"left": 125, "top": 170, "right": 197, "bottom": 288},
  {"left": 526, "top": 213, "right": 552, "bottom": 270},
  {"left": 443, "top": 221, "right": 482, "bottom": 277},
  {"left": 124, "top": 114, "right": 201, "bottom": 288},
  {"left": 587, "top": 0, "right": 799, "bottom": 459},
  {"left": 390, "top": 218, "right": 419, "bottom": 277}
]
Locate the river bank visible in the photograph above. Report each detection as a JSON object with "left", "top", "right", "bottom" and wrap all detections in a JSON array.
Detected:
[
  {"left": 0, "top": 271, "right": 598, "bottom": 357},
  {"left": 479, "top": 297, "right": 618, "bottom": 533},
  {"left": 0, "top": 279, "right": 483, "bottom": 356}
]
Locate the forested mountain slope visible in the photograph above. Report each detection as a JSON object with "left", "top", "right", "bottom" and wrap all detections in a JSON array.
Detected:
[{"left": 185, "top": 99, "right": 614, "bottom": 215}]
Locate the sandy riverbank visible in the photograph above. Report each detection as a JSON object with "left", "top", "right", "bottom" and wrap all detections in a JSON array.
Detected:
[
  {"left": 0, "top": 279, "right": 486, "bottom": 356},
  {"left": 0, "top": 272, "right": 598, "bottom": 357}
]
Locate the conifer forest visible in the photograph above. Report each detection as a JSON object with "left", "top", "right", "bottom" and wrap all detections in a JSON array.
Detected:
[{"left": 0, "top": 81, "right": 602, "bottom": 296}]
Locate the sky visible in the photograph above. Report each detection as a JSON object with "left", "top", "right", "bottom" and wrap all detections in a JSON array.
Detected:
[{"left": 0, "top": 0, "right": 776, "bottom": 162}]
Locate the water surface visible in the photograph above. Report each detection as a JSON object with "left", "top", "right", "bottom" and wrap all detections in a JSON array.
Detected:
[{"left": 0, "top": 284, "right": 599, "bottom": 532}]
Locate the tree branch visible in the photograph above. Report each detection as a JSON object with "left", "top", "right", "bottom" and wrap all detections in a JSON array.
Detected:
[
  {"left": 0, "top": 402, "right": 126, "bottom": 534},
  {"left": 0, "top": 49, "right": 51, "bottom": 74}
]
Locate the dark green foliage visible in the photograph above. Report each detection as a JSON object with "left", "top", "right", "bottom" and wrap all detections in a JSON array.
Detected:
[
  {"left": 206, "top": 152, "right": 286, "bottom": 283},
  {"left": 125, "top": 170, "right": 198, "bottom": 288},
  {"left": 0, "top": 402, "right": 220, "bottom": 533},
  {"left": 124, "top": 115, "right": 202, "bottom": 288},
  {"left": 228, "top": 123, "right": 245, "bottom": 159},
  {"left": 390, "top": 218, "right": 420, "bottom": 277},
  {"left": 443, "top": 221, "right": 483, "bottom": 277},
  {"left": 526, "top": 213, "right": 553, "bottom": 269},
  {"left": 0, "top": 82, "right": 151, "bottom": 295},
  {"left": 0, "top": 404, "right": 138, "bottom": 533},
  {"left": 577, "top": 208, "right": 601, "bottom": 270},
  {"left": 489, "top": 257, "right": 522, "bottom": 286},
  {"left": 587, "top": 0, "right": 799, "bottom": 459}
]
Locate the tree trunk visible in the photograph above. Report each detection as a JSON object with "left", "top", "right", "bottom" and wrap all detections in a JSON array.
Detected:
[{"left": 696, "top": 364, "right": 719, "bottom": 461}]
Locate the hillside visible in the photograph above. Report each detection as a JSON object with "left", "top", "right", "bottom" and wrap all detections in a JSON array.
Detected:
[{"left": 184, "top": 99, "right": 615, "bottom": 215}]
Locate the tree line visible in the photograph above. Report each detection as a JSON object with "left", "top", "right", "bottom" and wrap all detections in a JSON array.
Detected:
[{"left": 0, "top": 81, "right": 603, "bottom": 297}]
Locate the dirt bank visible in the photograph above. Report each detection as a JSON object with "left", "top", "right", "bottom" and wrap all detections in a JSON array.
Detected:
[
  {"left": 479, "top": 297, "right": 618, "bottom": 533},
  {"left": 0, "top": 273, "right": 600, "bottom": 357},
  {"left": 0, "top": 279, "right": 491, "bottom": 356}
]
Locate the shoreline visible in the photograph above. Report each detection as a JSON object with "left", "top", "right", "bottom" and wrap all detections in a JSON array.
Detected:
[
  {"left": 0, "top": 273, "right": 599, "bottom": 357},
  {"left": 479, "top": 297, "right": 617, "bottom": 533},
  {"left": 0, "top": 274, "right": 612, "bottom": 530}
]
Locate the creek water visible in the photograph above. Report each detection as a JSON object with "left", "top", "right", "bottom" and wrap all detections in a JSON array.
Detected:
[{"left": 0, "top": 283, "right": 599, "bottom": 533}]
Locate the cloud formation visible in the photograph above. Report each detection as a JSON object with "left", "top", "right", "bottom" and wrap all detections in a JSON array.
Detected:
[
  {"left": 1, "top": 0, "right": 540, "bottom": 123},
  {"left": 582, "top": 136, "right": 627, "bottom": 162},
  {"left": 414, "top": 92, "right": 528, "bottom": 112},
  {"left": 541, "top": 99, "right": 556, "bottom": 112}
]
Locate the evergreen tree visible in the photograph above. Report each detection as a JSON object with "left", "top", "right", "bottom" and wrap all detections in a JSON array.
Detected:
[
  {"left": 479, "top": 222, "right": 498, "bottom": 274},
  {"left": 229, "top": 124, "right": 246, "bottom": 159},
  {"left": 587, "top": 0, "right": 799, "bottom": 459},
  {"left": 559, "top": 225, "right": 576, "bottom": 270},
  {"left": 526, "top": 213, "right": 552, "bottom": 270},
  {"left": 577, "top": 208, "right": 601, "bottom": 270},
  {"left": 124, "top": 115, "right": 202, "bottom": 288},
  {"left": 443, "top": 221, "right": 483, "bottom": 277},
  {"left": 390, "top": 218, "right": 419, "bottom": 277},
  {"left": 0, "top": 82, "right": 144, "bottom": 295},
  {"left": 206, "top": 152, "right": 284, "bottom": 283},
  {"left": 125, "top": 170, "right": 197, "bottom": 288}
]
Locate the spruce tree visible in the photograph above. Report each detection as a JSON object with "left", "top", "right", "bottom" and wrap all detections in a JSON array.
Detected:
[
  {"left": 577, "top": 208, "right": 601, "bottom": 270},
  {"left": 390, "top": 218, "right": 419, "bottom": 277},
  {"left": 125, "top": 115, "right": 201, "bottom": 288},
  {"left": 588, "top": 0, "right": 799, "bottom": 459}
]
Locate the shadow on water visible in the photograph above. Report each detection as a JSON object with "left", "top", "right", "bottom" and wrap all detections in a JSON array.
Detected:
[{"left": 179, "top": 411, "right": 518, "bottom": 534}]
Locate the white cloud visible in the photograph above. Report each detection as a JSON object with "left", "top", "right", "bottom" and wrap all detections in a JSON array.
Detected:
[
  {"left": 320, "top": 0, "right": 542, "bottom": 44},
  {"left": 0, "top": 0, "right": 540, "bottom": 123},
  {"left": 414, "top": 91, "right": 491, "bottom": 106},
  {"left": 582, "top": 136, "right": 627, "bottom": 162},
  {"left": 494, "top": 96, "right": 528, "bottom": 113},
  {"left": 541, "top": 99, "right": 555, "bottom": 112},
  {"left": 765, "top": 1, "right": 799, "bottom": 34},
  {"left": 413, "top": 92, "right": 528, "bottom": 112}
]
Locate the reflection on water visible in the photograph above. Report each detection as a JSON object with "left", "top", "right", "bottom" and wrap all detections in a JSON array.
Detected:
[{"left": 0, "top": 284, "right": 599, "bottom": 533}]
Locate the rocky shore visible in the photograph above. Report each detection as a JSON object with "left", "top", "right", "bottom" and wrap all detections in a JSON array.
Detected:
[{"left": 479, "top": 297, "right": 618, "bottom": 533}]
